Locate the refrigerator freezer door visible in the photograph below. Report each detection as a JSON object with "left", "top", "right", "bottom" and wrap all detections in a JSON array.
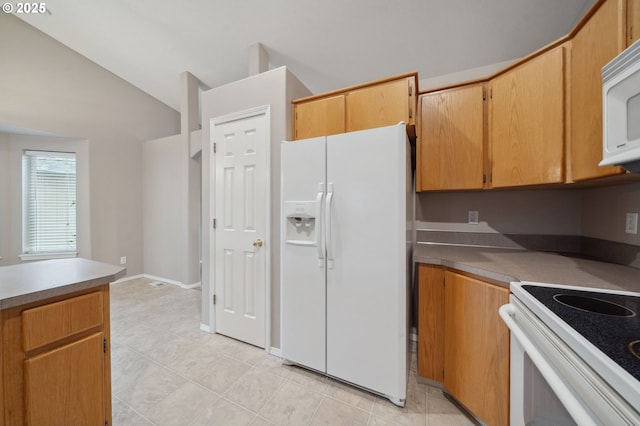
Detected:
[
  {"left": 325, "top": 125, "right": 408, "bottom": 402},
  {"left": 281, "top": 137, "right": 327, "bottom": 372}
]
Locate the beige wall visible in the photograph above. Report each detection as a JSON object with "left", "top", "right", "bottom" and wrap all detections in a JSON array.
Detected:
[
  {"left": 141, "top": 130, "right": 202, "bottom": 284},
  {"left": 142, "top": 134, "right": 183, "bottom": 281},
  {"left": 0, "top": 14, "right": 180, "bottom": 274},
  {"left": 582, "top": 181, "right": 640, "bottom": 245},
  {"left": 418, "top": 181, "right": 640, "bottom": 247},
  {"left": 201, "top": 66, "right": 311, "bottom": 350},
  {"left": 417, "top": 189, "right": 583, "bottom": 235}
]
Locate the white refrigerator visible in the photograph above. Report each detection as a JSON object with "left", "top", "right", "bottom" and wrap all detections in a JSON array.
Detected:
[{"left": 281, "top": 124, "right": 411, "bottom": 406}]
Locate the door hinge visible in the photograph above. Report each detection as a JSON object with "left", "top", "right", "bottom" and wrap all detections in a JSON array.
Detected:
[
  {"left": 212, "top": 218, "right": 216, "bottom": 229},
  {"left": 213, "top": 294, "right": 216, "bottom": 305},
  {"left": 408, "top": 85, "right": 413, "bottom": 96},
  {"left": 103, "top": 338, "right": 108, "bottom": 353},
  {"left": 409, "top": 107, "right": 413, "bottom": 119},
  {"left": 213, "top": 143, "right": 217, "bottom": 154},
  {"left": 483, "top": 174, "right": 487, "bottom": 184},
  {"left": 482, "top": 90, "right": 487, "bottom": 101}
]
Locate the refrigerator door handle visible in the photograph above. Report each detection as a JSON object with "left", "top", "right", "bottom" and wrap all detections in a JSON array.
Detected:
[
  {"left": 325, "top": 182, "right": 334, "bottom": 268},
  {"left": 315, "top": 183, "right": 325, "bottom": 267}
]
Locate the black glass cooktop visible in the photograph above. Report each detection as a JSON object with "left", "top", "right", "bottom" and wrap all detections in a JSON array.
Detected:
[{"left": 522, "top": 285, "right": 640, "bottom": 381}]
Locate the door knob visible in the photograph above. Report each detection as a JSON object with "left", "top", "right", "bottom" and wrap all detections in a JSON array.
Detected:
[{"left": 253, "top": 238, "right": 264, "bottom": 247}]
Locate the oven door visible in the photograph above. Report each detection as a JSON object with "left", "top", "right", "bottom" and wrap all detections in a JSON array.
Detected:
[
  {"left": 500, "top": 297, "right": 639, "bottom": 426},
  {"left": 509, "top": 326, "right": 578, "bottom": 425}
]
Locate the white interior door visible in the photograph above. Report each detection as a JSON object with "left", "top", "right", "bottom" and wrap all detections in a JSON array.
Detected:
[{"left": 212, "top": 107, "right": 269, "bottom": 348}]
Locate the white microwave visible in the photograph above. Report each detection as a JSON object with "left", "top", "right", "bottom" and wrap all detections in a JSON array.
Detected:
[{"left": 601, "top": 38, "right": 640, "bottom": 172}]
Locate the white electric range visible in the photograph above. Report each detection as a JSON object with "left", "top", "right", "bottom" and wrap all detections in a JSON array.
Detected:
[{"left": 500, "top": 281, "right": 640, "bottom": 425}]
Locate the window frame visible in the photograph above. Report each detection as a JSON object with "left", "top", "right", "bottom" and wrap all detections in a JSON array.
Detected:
[
  {"left": 20, "top": 150, "right": 78, "bottom": 260},
  {"left": 8, "top": 135, "right": 89, "bottom": 263}
]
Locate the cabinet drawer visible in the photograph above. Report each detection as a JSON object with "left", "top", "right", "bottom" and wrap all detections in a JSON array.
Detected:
[{"left": 22, "top": 291, "right": 104, "bottom": 351}]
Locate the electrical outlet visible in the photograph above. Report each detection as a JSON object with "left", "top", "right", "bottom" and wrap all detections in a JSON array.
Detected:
[
  {"left": 626, "top": 213, "right": 638, "bottom": 234},
  {"left": 468, "top": 210, "right": 479, "bottom": 225},
  {"left": 120, "top": 256, "right": 127, "bottom": 265}
]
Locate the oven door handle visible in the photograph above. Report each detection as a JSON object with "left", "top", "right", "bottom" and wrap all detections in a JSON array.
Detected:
[{"left": 499, "top": 304, "right": 598, "bottom": 426}]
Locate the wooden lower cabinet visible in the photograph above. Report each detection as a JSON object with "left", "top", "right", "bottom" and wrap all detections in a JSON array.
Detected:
[
  {"left": 417, "top": 265, "right": 445, "bottom": 381},
  {"left": 418, "top": 264, "right": 510, "bottom": 426},
  {"left": 25, "top": 333, "right": 107, "bottom": 425},
  {"left": 1, "top": 286, "right": 111, "bottom": 426}
]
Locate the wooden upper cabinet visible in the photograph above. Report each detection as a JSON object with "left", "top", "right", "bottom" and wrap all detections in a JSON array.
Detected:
[
  {"left": 292, "top": 73, "right": 417, "bottom": 140},
  {"left": 628, "top": 0, "right": 640, "bottom": 45},
  {"left": 417, "top": 84, "right": 486, "bottom": 191},
  {"left": 293, "top": 95, "right": 345, "bottom": 140},
  {"left": 346, "top": 77, "right": 415, "bottom": 132},
  {"left": 571, "top": 0, "right": 626, "bottom": 181},
  {"left": 490, "top": 45, "right": 565, "bottom": 188}
]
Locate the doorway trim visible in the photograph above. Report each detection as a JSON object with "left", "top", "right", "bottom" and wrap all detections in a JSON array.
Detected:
[{"left": 209, "top": 104, "right": 271, "bottom": 350}]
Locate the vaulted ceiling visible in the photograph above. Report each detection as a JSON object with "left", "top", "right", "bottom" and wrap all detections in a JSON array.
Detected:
[{"left": 17, "top": 0, "right": 594, "bottom": 111}]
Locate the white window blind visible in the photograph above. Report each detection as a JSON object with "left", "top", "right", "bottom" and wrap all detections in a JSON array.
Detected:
[{"left": 22, "top": 150, "right": 77, "bottom": 255}]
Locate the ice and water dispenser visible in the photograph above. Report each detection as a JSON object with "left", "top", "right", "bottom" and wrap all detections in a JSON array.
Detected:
[{"left": 284, "top": 201, "right": 318, "bottom": 245}]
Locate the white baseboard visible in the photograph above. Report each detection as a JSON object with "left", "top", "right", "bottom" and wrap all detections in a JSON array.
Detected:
[
  {"left": 182, "top": 281, "right": 202, "bottom": 289},
  {"left": 410, "top": 326, "right": 418, "bottom": 342},
  {"left": 268, "top": 347, "right": 282, "bottom": 357},
  {"left": 111, "top": 274, "right": 145, "bottom": 284},
  {"left": 111, "top": 273, "right": 201, "bottom": 290},
  {"left": 200, "top": 323, "right": 212, "bottom": 333}
]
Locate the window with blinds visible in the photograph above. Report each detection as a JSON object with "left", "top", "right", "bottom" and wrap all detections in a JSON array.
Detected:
[{"left": 22, "top": 150, "right": 77, "bottom": 255}]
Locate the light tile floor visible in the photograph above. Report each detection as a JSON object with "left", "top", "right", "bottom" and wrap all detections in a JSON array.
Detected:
[{"left": 110, "top": 278, "right": 474, "bottom": 426}]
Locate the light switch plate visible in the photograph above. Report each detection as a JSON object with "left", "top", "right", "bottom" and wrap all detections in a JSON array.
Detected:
[
  {"left": 468, "top": 211, "right": 479, "bottom": 225},
  {"left": 625, "top": 213, "right": 638, "bottom": 234}
]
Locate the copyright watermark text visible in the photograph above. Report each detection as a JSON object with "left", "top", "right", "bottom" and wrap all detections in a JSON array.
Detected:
[{"left": 3, "top": 3, "right": 48, "bottom": 14}]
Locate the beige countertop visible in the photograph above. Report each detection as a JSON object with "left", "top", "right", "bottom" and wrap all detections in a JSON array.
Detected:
[
  {"left": 0, "top": 258, "right": 126, "bottom": 310},
  {"left": 414, "top": 243, "right": 640, "bottom": 293}
]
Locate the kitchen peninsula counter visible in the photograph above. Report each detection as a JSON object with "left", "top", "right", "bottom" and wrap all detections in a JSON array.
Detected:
[
  {"left": 414, "top": 243, "right": 640, "bottom": 293},
  {"left": 0, "top": 258, "right": 124, "bottom": 425},
  {"left": 0, "top": 257, "right": 125, "bottom": 309}
]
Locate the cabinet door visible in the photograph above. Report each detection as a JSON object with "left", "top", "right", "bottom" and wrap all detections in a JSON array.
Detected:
[
  {"left": 418, "top": 84, "right": 485, "bottom": 191},
  {"left": 571, "top": 0, "right": 626, "bottom": 180},
  {"left": 444, "top": 272, "right": 510, "bottom": 426},
  {"left": 346, "top": 78, "right": 411, "bottom": 132},
  {"left": 24, "top": 332, "right": 106, "bottom": 425},
  {"left": 294, "top": 95, "right": 345, "bottom": 140},
  {"left": 417, "top": 264, "right": 445, "bottom": 381},
  {"left": 628, "top": 0, "right": 640, "bottom": 45},
  {"left": 490, "top": 45, "right": 565, "bottom": 187}
]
